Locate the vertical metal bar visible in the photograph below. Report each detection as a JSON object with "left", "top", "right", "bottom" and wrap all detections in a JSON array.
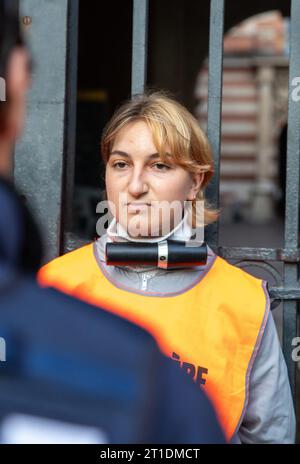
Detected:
[
  {"left": 283, "top": 0, "right": 300, "bottom": 402},
  {"left": 14, "top": 0, "right": 77, "bottom": 262},
  {"left": 205, "top": 0, "right": 224, "bottom": 252},
  {"left": 131, "top": 0, "right": 149, "bottom": 95},
  {"left": 62, "top": 0, "right": 79, "bottom": 253}
]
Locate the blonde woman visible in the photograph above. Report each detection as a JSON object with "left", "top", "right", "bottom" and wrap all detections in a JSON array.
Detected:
[{"left": 38, "top": 92, "right": 295, "bottom": 444}]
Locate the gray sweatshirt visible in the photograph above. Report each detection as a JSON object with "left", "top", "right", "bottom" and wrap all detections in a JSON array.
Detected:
[{"left": 94, "top": 215, "right": 296, "bottom": 444}]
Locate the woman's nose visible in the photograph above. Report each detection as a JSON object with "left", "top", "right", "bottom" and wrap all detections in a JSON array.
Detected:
[{"left": 127, "top": 168, "right": 148, "bottom": 196}]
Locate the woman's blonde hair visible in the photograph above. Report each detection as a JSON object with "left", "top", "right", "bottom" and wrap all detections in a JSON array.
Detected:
[{"left": 101, "top": 91, "right": 220, "bottom": 227}]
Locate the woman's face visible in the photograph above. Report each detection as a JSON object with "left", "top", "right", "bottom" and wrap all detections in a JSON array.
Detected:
[{"left": 105, "top": 120, "right": 203, "bottom": 238}]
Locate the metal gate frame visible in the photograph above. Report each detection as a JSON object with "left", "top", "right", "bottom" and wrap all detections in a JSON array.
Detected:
[{"left": 203, "top": 0, "right": 299, "bottom": 406}]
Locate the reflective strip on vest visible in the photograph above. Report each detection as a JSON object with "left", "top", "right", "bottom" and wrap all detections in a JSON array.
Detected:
[{"left": 38, "top": 242, "right": 270, "bottom": 441}]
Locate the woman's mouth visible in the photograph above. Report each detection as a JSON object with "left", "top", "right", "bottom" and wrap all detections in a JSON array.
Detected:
[{"left": 127, "top": 202, "right": 151, "bottom": 213}]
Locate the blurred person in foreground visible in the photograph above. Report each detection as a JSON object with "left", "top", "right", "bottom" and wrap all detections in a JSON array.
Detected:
[{"left": 0, "top": 0, "right": 225, "bottom": 444}]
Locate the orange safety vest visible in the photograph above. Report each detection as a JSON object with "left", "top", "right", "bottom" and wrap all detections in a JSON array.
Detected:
[{"left": 38, "top": 242, "right": 270, "bottom": 441}]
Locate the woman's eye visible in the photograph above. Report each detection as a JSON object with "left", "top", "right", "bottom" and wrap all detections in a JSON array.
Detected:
[
  {"left": 112, "top": 162, "right": 128, "bottom": 169},
  {"left": 153, "top": 163, "right": 170, "bottom": 171}
]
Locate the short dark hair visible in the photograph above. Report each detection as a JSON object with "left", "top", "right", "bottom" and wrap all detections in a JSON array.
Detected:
[{"left": 0, "top": 0, "right": 24, "bottom": 77}]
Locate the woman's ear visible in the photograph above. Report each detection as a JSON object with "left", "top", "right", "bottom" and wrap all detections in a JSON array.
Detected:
[{"left": 187, "top": 171, "right": 204, "bottom": 200}]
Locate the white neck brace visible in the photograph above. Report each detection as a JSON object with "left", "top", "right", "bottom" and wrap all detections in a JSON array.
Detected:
[{"left": 106, "top": 210, "right": 195, "bottom": 244}]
